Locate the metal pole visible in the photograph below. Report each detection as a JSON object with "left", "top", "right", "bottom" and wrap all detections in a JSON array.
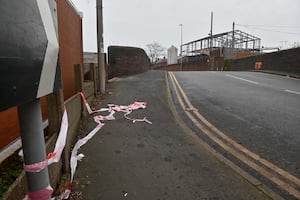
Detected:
[
  {"left": 179, "top": 24, "right": 183, "bottom": 71},
  {"left": 210, "top": 12, "right": 213, "bottom": 49},
  {"left": 18, "top": 98, "right": 51, "bottom": 200},
  {"left": 209, "top": 12, "right": 214, "bottom": 70},
  {"left": 232, "top": 21, "right": 235, "bottom": 58},
  {"left": 97, "top": 0, "right": 106, "bottom": 94}
]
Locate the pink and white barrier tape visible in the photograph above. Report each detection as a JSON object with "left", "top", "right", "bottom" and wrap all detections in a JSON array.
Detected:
[
  {"left": 70, "top": 124, "right": 104, "bottom": 183},
  {"left": 23, "top": 160, "right": 49, "bottom": 173},
  {"left": 80, "top": 92, "right": 151, "bottom": 124},
  {"left": 22, "top": 92, "right": 151, "bottom": 199},
  {"left": 47, "top": 107, "right": 68, "bottom": 165},
  {"left": 79, "top": 92, "right": 109, "bottom": 114},
  {"left": 22, "top": 107, "right": 69, "bottom": 174},
  {"left": 23, "top": 185, "right": 53, "bottom": 200},
  {"left": 22, "top": 108, "right": 68, "bottom": 199},
  {"left": 58, "top": 93, "right": 152, "bottom": 199}
]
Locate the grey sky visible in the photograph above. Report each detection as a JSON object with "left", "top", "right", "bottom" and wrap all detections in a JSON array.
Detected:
[{"left": 71, "top": 0, "right": 300, "bottom": 53}]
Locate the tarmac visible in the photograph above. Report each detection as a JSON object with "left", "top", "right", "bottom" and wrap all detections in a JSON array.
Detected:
[{"left": 72, "top": 70, "right": 271, "bottom": 200}]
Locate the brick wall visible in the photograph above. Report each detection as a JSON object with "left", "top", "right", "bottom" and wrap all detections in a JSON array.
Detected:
[
  {"left": 227, "top": 47, "right": 300, "bottom": 73},
  {"left": 159, "top": 62, "right": 210, "bottom": 71},
  {"left": 108, "top": 46, "right": 150, "bottom": 78},
  {"left": 234, "top": 51, "right": 260, "bottom": 59},
  {"left": 154, "top": 59, "right": 210, "bottom": 71},
  {"left": 153, "top": 54, "right": 210, "bottom": 71}
]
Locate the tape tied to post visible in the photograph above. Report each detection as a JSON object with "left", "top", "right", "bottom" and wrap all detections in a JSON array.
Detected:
[
  {"left": 23, "top": 160, "right": 48, "bottom": 173},
  {"left": 22, "top": 92, "right": 152, "bottom": 199},
  {"left": 23, "top": 185, "right": 53, "bottom": 200},
  {"left": 22, "top": 107, "right": 69, "bottom": 173}
]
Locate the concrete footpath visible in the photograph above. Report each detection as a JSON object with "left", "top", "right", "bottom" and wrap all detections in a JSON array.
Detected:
[
  {"left": 253, "top": 70, "right": 300, "bottom": 79},
  {"left": 72, "top": 71, "right": 270, "bottom": 200}
]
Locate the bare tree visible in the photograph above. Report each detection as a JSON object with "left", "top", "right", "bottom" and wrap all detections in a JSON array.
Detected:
[{"left": 146, "top": 42, "right": 166, "bottom": 64}]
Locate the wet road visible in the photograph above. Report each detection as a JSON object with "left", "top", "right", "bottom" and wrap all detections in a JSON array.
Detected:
[{"left": 171, "top": 71, "right": 300, "bottom": 199}]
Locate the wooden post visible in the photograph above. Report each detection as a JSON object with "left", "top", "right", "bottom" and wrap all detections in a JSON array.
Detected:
[
  {"left": 90, "top": 63, "right": 97, "bottom": 96},
  {"left": 46, "top": 89, "right": 64, "bottom": 136},
  {"left": 74, "top": 64, "right": 84, "bottom": 93}
]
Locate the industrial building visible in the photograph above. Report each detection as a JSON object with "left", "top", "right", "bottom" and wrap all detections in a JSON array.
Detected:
[{"left": 181, "top": 29, "right": 261, "bottom": 59}]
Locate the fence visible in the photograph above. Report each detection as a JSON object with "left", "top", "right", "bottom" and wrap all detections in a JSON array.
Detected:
[{"left": 1, "top": 61, "right": 100, "bottom": 199}]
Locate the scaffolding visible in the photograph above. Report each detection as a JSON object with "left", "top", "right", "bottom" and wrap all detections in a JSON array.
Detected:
[{"left": 181, "top": 29, "right": 261, "bottom": 57}]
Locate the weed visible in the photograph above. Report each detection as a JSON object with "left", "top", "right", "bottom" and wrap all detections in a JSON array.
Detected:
[{"left": 0, "top": 153, "right": 23, "bottom": 198}]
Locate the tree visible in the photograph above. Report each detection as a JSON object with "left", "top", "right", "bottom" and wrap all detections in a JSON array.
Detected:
[{"left": 146, "top": 42, "right": 166, "bottom": 64}]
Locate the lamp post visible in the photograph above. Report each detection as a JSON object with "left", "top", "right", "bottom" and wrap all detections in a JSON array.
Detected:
[{"left": 179, "top": 24, "right": 183, "bottom": 71}]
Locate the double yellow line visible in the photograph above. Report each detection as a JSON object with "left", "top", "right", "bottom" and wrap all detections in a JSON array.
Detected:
[{"left": 168, "top": 71, "right": 300, "bottom": 199}]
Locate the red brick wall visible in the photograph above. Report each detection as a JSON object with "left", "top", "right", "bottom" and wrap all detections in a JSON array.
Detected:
[
  {"left": 57, "top": 0, "right": 84, "bottom": 100},
  {"left": 0, "top": 0, "right": 83, "bottom": 149},
  {"left": 234, "top": 51, "right": 259, "bottom": 59},
  {"left": 228, "top": 47, "right": 300, "bottom": 73},
  {"left": 154, "top": 62, "right": 210, "bottom": 71},
  {"left": 108, "top": 46, "right": 150, "bottom": 78}
]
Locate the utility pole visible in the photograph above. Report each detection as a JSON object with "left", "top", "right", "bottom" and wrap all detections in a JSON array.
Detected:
[
  {"left": 96, "top": 0, "right": 106, "bottom": 94},
  {"left": 209, "top": 12, "right": 214, "bottom": 70},
  {"left": 179, "top": 24, "right": 183, "bottom": 71},
  {"left": 210, "top": 12, "right": 213, "bottom": 50},
  {"left": 232, "top": 21, "right": 235, "bottom": 58}
]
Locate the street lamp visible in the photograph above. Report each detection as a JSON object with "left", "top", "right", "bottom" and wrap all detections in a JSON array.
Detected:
[{"left": 179, "top": 24, "right": 183, "bottom": 71}]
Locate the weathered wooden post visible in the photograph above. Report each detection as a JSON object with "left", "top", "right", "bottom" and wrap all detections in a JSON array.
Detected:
[
  {"left": 90, "top": 63, "right": 98, "bottom": 96},
  {"left": 74, "top": 64, "right": 84, "bottom": 93}
]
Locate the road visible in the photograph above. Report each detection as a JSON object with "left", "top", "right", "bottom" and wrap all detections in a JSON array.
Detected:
[
  {"left": 72, "top": 71, "right": 271, "bottom": 200},
  {"left": 169, "top": 71, "right": 300, "bottom": 199}
]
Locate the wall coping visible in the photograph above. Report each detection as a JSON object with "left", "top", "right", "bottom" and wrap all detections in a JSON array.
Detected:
[{"left": 66, "top": 0, "right": 83, "bottom": 19}]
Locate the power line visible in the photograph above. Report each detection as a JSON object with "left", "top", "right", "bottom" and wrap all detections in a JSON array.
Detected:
[
  {"left": 236, "top": 24, "right": 300, "bottom": 29},
  {"left": 236, "top": 24, "right": 300, "bottom": 35}
]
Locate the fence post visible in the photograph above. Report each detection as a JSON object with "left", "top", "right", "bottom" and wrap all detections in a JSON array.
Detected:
[
  {"left": 46, "top": 89, "right": 64, "bottom": 136},
  {"left": 90, "top": 63, "right": 97, "bottom": 96},
  {"left": 74, "top": 64, "right": 84, "bottom": 93}
]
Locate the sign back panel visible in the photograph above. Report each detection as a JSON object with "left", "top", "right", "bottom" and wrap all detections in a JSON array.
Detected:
[{"left": 0, "top": 0, "right": 61, "bottom": 111}]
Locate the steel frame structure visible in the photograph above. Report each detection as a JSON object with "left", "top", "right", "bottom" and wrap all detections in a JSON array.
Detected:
[{"left": 182, "top": 29, "right": 261, "bottom": 56}]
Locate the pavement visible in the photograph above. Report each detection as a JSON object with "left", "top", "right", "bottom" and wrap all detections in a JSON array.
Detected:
[
  {"left": 252, "top": 70, "right": 300, "bottom": 79},
  {"left": 72, "top": 71, "right": 270, "bottom": 200}
]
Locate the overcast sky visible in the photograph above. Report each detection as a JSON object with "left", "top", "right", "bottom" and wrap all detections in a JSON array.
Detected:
[{"left": 71, "top": 0, "right": 300, "bottom": 53}]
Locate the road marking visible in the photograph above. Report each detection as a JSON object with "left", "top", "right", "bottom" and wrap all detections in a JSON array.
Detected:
[
  {"left": 285, "top": 89, "right": 300, "bottom": 95},
  {"left": 226, "top": 74, "right": 260, "bottom": 85},
  {"left": 169, "top": 72, "right": 300, "bottom": 199},
  {"left": 165, "top": 72, "right": 284, "bottom": 200}
]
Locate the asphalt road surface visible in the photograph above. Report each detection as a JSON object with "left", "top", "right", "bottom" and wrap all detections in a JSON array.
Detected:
[
  {"left": 171, "top": 71, "right": 300, "bottom": 199},
  {"left": 73, "top": 71, "right": 271, "bottom": 200}
]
